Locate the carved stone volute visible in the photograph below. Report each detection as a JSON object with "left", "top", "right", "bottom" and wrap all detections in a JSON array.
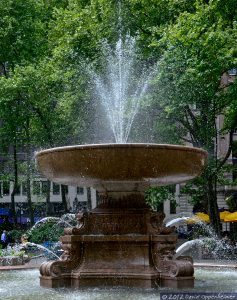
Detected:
[
  {"left": 64, "top": 212, "right": 89, "bottom": 235},
  {"left": 151, "top": 239, "right": 194, "bottom": 278}
]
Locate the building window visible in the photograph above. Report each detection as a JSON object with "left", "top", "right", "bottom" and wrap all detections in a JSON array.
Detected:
[
  {"left": 22, "top": 182, "right": 27, "bottom": 195},
  {"left": 156, "top": 201, "right": 164, "bottom": 212},
  {"left": 14, "top": 183, "right": 21, "bottom": 196},
  {"left": 77, "top": 187, "right": 84, "bottom": 195},
  {"left": 41, "top": 181, "right": 49, "bottom": 195},
  {"left": 33, "top": 181, "right": 41, "bottom": 195},
  {"left": 170, "top": 200, "right": 176, "bottom": 214},
  {"left": 53, "top": 183, "right": 60, "bottom": 195},
  {"left": 3, "top": 181, "right": 9, "bottom": 196}
]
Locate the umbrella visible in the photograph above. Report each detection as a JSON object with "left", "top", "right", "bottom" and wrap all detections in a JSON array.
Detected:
[
  {"left": 187, "top": 212, "right": 210, "bottom": 223},
  {"left": 223, "top": 211, "right": 237, "bottom": 222},
  {"left": 219, "top": 210, "right": 231, "bottom": 221},
  {"left": 186, "top": 211, "right": 232, "bottom": 224}
]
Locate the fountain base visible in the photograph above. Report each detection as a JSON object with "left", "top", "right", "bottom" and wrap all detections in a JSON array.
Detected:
[
  {"left": 40, "top": 236, "right": 194, "bottom": 289},
  {"left": 40, "top": 194, "right": 194, "bottom": 289}
]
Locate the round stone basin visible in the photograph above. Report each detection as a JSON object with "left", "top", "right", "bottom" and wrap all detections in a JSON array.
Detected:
[
  {"left": 35, "top": 143, "right": 207, "bottom": 192},
  {"left": 0, "top": 268, "right": 236, "bottom": 299}
]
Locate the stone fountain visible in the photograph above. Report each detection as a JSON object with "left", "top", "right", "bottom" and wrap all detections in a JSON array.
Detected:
[{"left": 36, "top": 143, "right": 207, "bottom": 289}]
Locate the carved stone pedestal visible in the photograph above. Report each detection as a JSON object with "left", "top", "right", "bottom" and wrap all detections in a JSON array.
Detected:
[{"left": 40, "top": 194, "right": 194, "bottom": 289}]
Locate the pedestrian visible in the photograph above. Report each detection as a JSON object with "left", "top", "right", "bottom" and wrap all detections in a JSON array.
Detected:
[
  {"left": 21, "top": 234, "right": 28, "bottom": 244},
  {"left": 1, "top": 230, "right": 8, "bottom": 248},
  {"left": 178, "top": 225, "right": 187, "bottom": 239}
]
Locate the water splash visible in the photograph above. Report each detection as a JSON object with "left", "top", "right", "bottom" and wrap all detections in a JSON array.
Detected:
[
  {"left": 25, "top": 242, "right": 61, "bottom": 260},
  {"left": 23, "top": 214, "right": 77, "bottom": 261},
  {"left": 165, "top": 216, "right": 190, "bottom": 227},
  {"left": 28, "top": 213, "right": 76, "bottom": 234},
  {"left": 164, "top": 212, "right": 193, "bottom": 225},
  {"left": 165, "top": 214, "right": 237, "bottom": 260},
  {"left": 175, "top": 237, "right": 213, "bottom": 258},
  {"left": 89, "top": 35, "right": 155, "bottom": 143},
  {"left": 174, "top": 221, "right": 237, "bottom": 260}
]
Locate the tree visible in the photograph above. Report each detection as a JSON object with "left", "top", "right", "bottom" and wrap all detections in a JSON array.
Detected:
[
  {"left": 0, "top": 58, "right": 83, "bottom": 220},
  {"left": 0, "top": 0, "right": 73, "bottom": 221},
  {"left": 0, "top": 0, "right": 49, "bottom": 69},
  {"left": 149, "top": 0, "right": 237, "bottom": 235}
]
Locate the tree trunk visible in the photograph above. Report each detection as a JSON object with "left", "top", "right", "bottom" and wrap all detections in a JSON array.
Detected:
[
  {"left": 61, "top": 184, "right": 69, "bottom": 213},
  {"left": 10, "top": 143, "right": 18, "bottom": 225},
  {"left": 45, "top": 180, "right": 51, "bottom": 216},
  {"left": 206, "top": 177, "right": 222, "bottom": 237},
  {"left": 26, "top": 118, "right": 34, "bottom": 226}
]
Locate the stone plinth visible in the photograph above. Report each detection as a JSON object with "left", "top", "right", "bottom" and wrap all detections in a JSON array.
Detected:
[{"left": 40, "top": 195, "right": 194, "bottom": 289}]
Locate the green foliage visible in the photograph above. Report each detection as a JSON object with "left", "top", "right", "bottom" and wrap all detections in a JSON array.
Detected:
[
  {"left": 145, "top": 186, "right": 177, "bottom": 211},
  {"left": 9, "top": 229, "right": 25, "bottom": 243},
  {"left": 27, "top": 221, "right": 64, "bottom": 244},
  {"left": 0, "top": 0, "right": 47, "bottom": 67},
  {"left": 122, "top": 0, "right": 196, "bottom": 58},
  {"left": 181, "top": 178, "right": 206, "bottom": 207},
  {"left": 49, "top": 0, "right": 120, "bottom": 63},
  {"left": 150, "top": 0, "right": 237, "bottom": 151}
]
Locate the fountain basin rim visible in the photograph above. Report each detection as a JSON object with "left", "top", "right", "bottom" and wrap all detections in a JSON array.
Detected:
[
  {"left": 35, "top": 143, "right": 207, "bottom": 191},
  {"left": 35, "top": 143, "right": 207, "bottom": 156}
]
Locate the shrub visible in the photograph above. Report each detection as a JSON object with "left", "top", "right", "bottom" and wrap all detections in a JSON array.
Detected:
[
  {"left": 9, "top": 229, "right": 26, "bottom": 243},
  {"left": 27, "top": 221, "right": 64, "bottom": 244}
]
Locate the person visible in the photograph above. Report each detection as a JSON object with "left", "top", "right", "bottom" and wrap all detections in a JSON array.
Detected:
[
  {"left": 178, "top": 225, "right": 187, "bottom": 239},
  {"left": 1, "top": 230, "right": 8, "bottom": 248},
  {"left": 21, "top": 234, "right": 28, "bottom": 244}
]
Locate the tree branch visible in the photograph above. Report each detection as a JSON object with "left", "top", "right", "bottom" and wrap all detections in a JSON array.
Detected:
[{"left": 216, "top": 129, "right": 234, "bottom": 173}]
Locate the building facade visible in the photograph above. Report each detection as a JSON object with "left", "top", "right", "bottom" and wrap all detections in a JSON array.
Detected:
[{"left": 0, "top": 179, "right": 97, "bottom": 224}]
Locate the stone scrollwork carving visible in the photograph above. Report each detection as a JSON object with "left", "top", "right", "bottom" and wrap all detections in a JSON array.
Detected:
[
  {"left": 40, "top": 261, "right": 65, "bottom": 277},
  {"left": 147, "top": 211, "right": 175, "bottom": 235},
  {"left": 60, "top": 242, "right": 80, "bottom": 262},
  {"left": 64, "top": 212, "right": 89, "bottom": 235},
  {"left": 151, "top": 241, "right": 194, "bottom": 278},
  {"left": 76, "top": 211, "right": 87, "bottom": 227},
  {"left": 158, "top": 258, "right": 194, "bottom": 277},
  {"left": 176, "top": 255, "right": 193, "bottom": 264},
  {"left": 40, "top": 242, "right": 84, "bottom": 278},
  {"left": 40, "top": 259, "right": 79, "bottom": 277},
  {"left": 62, "top": 210, "right": 177, "bottom": 236}
]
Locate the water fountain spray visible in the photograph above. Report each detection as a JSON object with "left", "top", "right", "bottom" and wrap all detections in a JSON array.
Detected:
[{"left": 89, "top": 35, "right": 155, "bottom": 143}]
